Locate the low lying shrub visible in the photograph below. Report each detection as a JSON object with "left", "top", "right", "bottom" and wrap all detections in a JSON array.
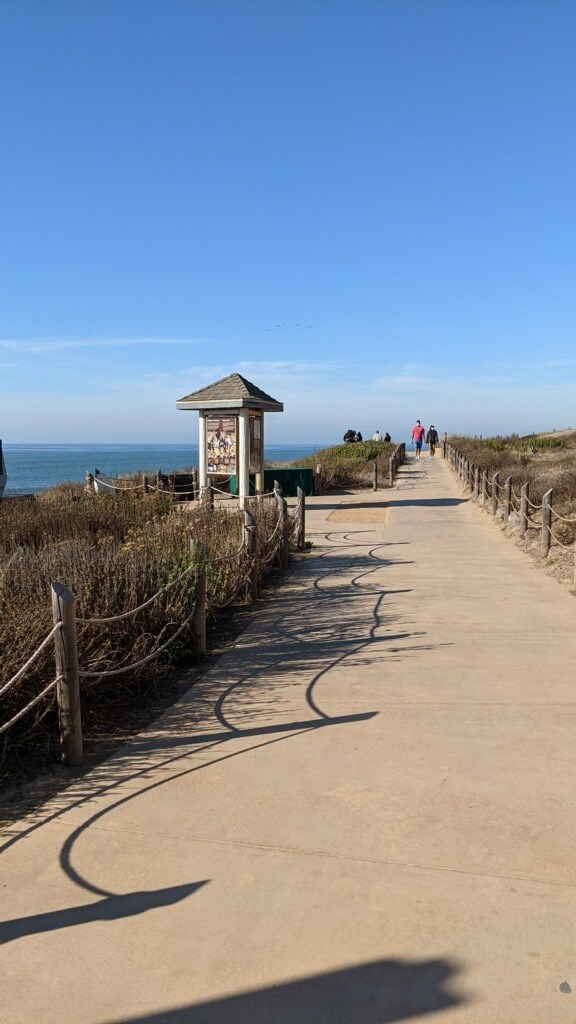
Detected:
[
  {"left": 0, "top": 487, "right": 294, "bottom": 785},
  {"left": 450, "top": 432, "right": 576, "bottom": 508},
  {"left": 293, "top": 441, "right": 395, "bottom": 489}
]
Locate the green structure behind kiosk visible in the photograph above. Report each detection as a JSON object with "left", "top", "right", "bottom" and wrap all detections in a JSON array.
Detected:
[{"left": 229, "top": 468, "right": 315, "bottom": 497}]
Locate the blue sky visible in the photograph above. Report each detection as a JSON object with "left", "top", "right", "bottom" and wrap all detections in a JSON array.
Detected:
[{"left": 1, "top": 0, "right": 575, "bottom": 444}]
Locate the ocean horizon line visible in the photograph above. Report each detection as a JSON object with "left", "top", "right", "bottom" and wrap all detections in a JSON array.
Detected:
[{"left": 3, "top": 441, "right": 329, "bottom": 448}]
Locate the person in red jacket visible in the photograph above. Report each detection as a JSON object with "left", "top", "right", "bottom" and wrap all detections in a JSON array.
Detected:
[{"left": 411, "top": 420, "right": 425, "bottom": 460}]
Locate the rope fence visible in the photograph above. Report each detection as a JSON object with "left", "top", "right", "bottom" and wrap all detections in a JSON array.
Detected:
[
  {"left": 1, "top": 484, "right": 306, "bottom": 762},
  {"left": 446, "top": 442, "right": 576, "bottom": 584}
]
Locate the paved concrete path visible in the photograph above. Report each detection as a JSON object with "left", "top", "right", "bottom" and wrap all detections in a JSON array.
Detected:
[{"left": 2, "top": 455, "right": 576, "bottom": 1023}]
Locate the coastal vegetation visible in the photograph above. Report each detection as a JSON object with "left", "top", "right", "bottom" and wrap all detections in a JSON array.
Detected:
[
  {"left": 449, "top": 430, "right": 576, "bottom": 589},
  {"left": 0, "top": 484, "right": 292, "bottom": 789},
  {"left": 293, "top": 439, "right": 395, "bottom": 489},
  {"left": 450, "top": 430, "right": 576, "bottom": 514}
]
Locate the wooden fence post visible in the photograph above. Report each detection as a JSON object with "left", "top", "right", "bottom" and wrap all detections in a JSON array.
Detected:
[
  {"left": 296, "top": 486, "right": 306, "bottom": 550},
  {"left": 315, "top": 464, "right": 322, "bottom": 496},
  {"left": 372, "top": 460, "right": 378, "bottom": 491},
  {"left": 243, "top": 509, "right": 258, "bottom": 602},
  {"left": 491, "top": 473, "right": 499, "bottom": 517},
  {"left": 481, "top": 469, "right": 488, "bottom": 507},
  {"left": 473, "top": 466, "right": 480, "bottom": 502},
  {"left": 51, "top": 583, "right": 83, "bottom": 767},
  {"left": 142, "top": 474, "right": 149, "bottom": 494},
  {"left": 274, "top": 482, "right": 289, "bottom": 569},
  {"left": 519, "top": 482, "right": 529, "bottom": 536},
  {"left": 541, "top": 489, "right": 553, "bottom": 557},
  {"left": 85, "top": 471, "right": 95, "bottom": 493},
  {"left": 189, "top": 534, "right": 207, "bottom": 652},
  {"left": 503, "top": 477, "right": 512, "bottom": 524}
]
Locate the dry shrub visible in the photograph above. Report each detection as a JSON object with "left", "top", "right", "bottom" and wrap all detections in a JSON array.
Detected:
[
  {"left": 451, "top": 433, "right": 576, "bottom": 516},
  {"left": 1, "top": 489, "right": 295, "bottom": 780}
]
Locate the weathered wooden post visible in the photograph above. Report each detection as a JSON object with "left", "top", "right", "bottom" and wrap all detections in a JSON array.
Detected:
[
  {"left": 156, "top": 468, "right": 162, "bottom": 490},
  {"left": 274, "top": 481, "right": 289, "bottom": 569},
  {"left": 51, "top": 583, "right": 83, "bottom": 767},
  {"left": 315, "top": 463, "right": 322, "bottom": 496},
  {"left": 520, "top": 482, "right": 529, "bottom": 536},
  {"left": 481, "top": 469, "right": 488, "bottom": 507},
  {"left": 142, "top": 474, "right": 149, "bottom": 494},
  {"left": 85, "top": 471, "right": 94, "bottom": 494},
  {"left": 491, "top": 472, "right": 499, "bottom": 517},
  {"left": 243, "top": 509, "right": 258, "bottom": 602},
  {"left": 372, "top": 460, "right": 378, "bottom": 492},
  {"left": 541, "top": 489, "right": 553, "bottom": 557},
  {"left": 189, "top": 534, "right": 206, "bottom": 652},
  {"left": 389, "top": 455, "right": 394, "bottom": 486},
  {"left": 473, "top": 466, "right": 480, "bottom": 502},
  {"left": 296, "top": 486, "right": 306, "bottom": 550},
  {"left": 503, "top": 477, "right": 512, "bottom": 524}
]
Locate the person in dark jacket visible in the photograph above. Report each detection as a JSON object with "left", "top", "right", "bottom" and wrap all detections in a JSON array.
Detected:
[{"left": 426, "top": 425, "right": 439, "bottom": 458}]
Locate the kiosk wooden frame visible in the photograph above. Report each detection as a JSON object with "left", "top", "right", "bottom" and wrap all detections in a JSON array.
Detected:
[{"left": 176, "top": 373, "right": 283, "bottom": 505}]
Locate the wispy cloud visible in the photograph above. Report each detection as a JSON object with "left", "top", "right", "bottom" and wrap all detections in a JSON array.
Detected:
[{"left": 0, "top": 337, "right": 214, "bottom": 354}]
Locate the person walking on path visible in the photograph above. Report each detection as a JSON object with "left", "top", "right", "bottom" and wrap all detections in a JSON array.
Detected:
[
  {"left": 426, "top": 424, "right": 439, "bottom": 458},
  {"left": 411, "top": 420, "right": 425, "bottom": 460}
]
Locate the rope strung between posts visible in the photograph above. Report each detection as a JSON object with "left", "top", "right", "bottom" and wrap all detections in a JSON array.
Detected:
[
  {"left": 95, "top": 477, "right": 143, "bottom": 492},
  {"left": 77, "top": 530, "right": 247, "bottom": 625},
  {"left": 77, "top": 562, "right": 199, "bottom": 624},
  {"left": 0, "top": 623, "right": 62, "bottom": 698},
  {"left": 208, "top": 559, "right": 256, "bottom": 609},
  {"left": 209, "top": 485, "right": 240, "bottom": 497},
  {"left": 148, "top": 484, "right": 197, "bottom": 496},
  {"left": 550, "top": 507, "right": 576, "bottom": 524},
  {"left": 79, "top": 606, "right": 197, "bottom": 680},
  {"left": 550, "top": 527, "right": 575, "bottom": 550},
  {"left": 526, "top": 496, "right": 544, "bottom": 510},
  {"left": 209, "top": 484, "right": 278, "bottom": 498},
  {"left": 263, "top": 515, "right": 283, "bottom": 545},
  {"left": 0, "top": 678, "right": 60, "bottom": 735}
]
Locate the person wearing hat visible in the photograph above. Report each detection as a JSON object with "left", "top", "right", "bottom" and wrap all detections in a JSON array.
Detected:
[{"left": 426, "top": 424, "right": 439, "bottom": 458}]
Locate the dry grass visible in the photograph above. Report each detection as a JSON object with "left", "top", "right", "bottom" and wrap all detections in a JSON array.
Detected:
[
  {"left": 0, "top": 484, "right": 294, "bottom": 784},
  {"left": 451, "top": 431, "right": 576, "bottom": 515},
  {"left": 451, "top": 431, "right": 576, "bottom": 589}
]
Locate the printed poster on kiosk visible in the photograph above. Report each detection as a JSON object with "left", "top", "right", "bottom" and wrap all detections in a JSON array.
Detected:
[{"left": 206, "top": 416, "right": 237, "bottom": 474}]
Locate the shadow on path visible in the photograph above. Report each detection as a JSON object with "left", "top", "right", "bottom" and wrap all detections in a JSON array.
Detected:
[
  {"left": 0, "top": 881, "right": 208, "bottom": 945},
  {"left": 97, "top": 957, "right": 465, "bottom": 1023},
  {"left": 387, "top": 498, "right": 467, "bottom": 508}
]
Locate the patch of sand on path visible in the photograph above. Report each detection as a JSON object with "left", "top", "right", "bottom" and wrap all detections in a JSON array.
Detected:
[{"left": 327, "top": 501, "right": 388, "bottom": 524}]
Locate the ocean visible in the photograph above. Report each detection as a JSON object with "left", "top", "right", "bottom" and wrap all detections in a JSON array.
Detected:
[{"left": 1, "top": 443, "right": 322, "bottom": 495}]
